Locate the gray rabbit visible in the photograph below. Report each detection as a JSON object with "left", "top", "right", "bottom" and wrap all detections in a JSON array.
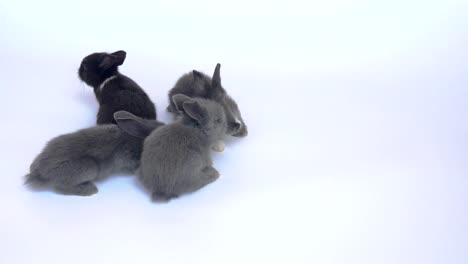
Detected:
[
  {"left": 124, "top": 94, "right": 227, "bottom": 202},
  {"left": 167, "top": 63, "right": 247, "bottom": 139},
  {"left": 25, "top": 111, "right": 164, "bottom": 196}
]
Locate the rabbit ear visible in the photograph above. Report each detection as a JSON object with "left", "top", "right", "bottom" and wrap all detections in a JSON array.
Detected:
[
  {"left": 209, "top": 63, "right": 226, "bottom": 100},
  {"left": 182, "top": 101, "right": 207, "bottom": 122},
  {"left": 99, "top": 50, "right": 126, "bottom": 70},
  {"left": 193, "top": 70, "right": 204, "bottom": 80},
  {"left": 114, "top": 111, "right": 156, "bottom": 139},
  {"left": 110, "top": 50, "right": 126, "bottom": 65},
  {"left": 172, "top": 94, "right": 193, "bottom": 112},
  {"left": 211, "top": 63, "right": 221, "bottom": 88}
]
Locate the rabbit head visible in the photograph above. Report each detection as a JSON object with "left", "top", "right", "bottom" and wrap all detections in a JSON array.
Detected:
[
  {"left": 172, "top": 94, "right": 227, "bottom": 144},
  {"left": 193, "top": 63, "right": 248, "bottom": 137},
  {"left": 78, "top": 50, "right": 126, "bottom": 88}
]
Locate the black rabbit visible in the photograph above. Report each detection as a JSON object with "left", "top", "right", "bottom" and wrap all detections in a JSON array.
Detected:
[{"left": 78, "top": 50, "right": 156, "bottom": 124}]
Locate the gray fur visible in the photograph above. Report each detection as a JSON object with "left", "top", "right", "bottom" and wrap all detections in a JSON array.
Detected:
[
  {"left": 167, "top": 63, "right": 248, "bottom": 137},
  {"left": 24, "top": 111, "right": 164, "bottom": 196},
  {"left": 129, "top": 94, "right": 227, "bottom": 202}
]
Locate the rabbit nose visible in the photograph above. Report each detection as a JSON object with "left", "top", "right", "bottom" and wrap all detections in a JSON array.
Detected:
[{"left": 233, "top": 121, "right": 241, "bottom": 130}]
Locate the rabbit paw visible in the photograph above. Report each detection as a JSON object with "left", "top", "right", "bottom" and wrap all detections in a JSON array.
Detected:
[
  {"left": 212, "top": 140, "right": 225, "bottom": 152},
  {"left": 56, "top": 182, "right": 98, "bottom": 196},
  {"left": 202, "top": 166, "right": 220, "bottom": 179}
]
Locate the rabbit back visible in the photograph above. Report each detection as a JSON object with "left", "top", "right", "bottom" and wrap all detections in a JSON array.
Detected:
[
  {"left": 29, "top": 125, "right": 143, "bottom": 182},
  {"left": 140, "top": 124, "right": 210, "bottom": 196},
  {"left": 97, "top": 75, "right": 156, "bottom": 124}
]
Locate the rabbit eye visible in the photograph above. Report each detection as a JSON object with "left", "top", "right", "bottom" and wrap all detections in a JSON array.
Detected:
[{"left": 216, "top": 118, "right": 222, "bottom": 124}]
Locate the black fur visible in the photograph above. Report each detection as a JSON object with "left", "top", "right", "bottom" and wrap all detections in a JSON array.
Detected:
[{"left": 78, "top": 50, "right": 157, "bottom": 124}]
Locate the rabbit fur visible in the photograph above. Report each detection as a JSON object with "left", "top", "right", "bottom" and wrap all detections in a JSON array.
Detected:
[
  {"left": 127, "top": 94, "right": 228, "bottom": 202},
  {"left": 25, "top": 111, "right": 164, "bottom": 196},
  {"left": 167, "top": 63, "right": 247, "bottom": 137},
  {"left": 78, "top": 50, "right": 157, "bottom": 124}
]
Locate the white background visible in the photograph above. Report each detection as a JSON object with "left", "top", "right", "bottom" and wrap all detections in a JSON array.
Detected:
[{"left": 1, "top": 0, "right": 467, "bottom": 263}]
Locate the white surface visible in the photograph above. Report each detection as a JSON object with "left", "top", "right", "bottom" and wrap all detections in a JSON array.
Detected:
[{"left": 1, "top": 1, "right": 467, "bottom": 263}]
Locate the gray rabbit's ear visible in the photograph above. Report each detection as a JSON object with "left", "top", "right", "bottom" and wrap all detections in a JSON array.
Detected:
[
  {"left": 193, "top": 70, "right": 204, "bottom": 80},
  {"left": 114, "top": 111, "right": 156, "bottom": 139},
  {"left": 211, "top": 63, "right": 221, "bottom": 88},
  {"left": 209, "top": 63, "right": 226, "bottom": 99},
  {"left": 172, "top": 94, "right": 193, "bottom": 112},
  {"left": 182, "top": 101, "right": 207, "bottom": 122},
  {"left": 99, "top": 50, "right": 126, "bottom": 70}
]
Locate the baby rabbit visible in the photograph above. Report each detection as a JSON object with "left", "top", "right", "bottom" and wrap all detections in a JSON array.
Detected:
[
  {"left": 25, "top": 111, "right": 164, "bottom": 196},
  {"left": 124, "top": 94, "right": 227, "bottom": 202},
  {"left": 78, "top": 50, "right": 157, "bottom": 124},
  {"left": 167, "top": 63, "right": 247, "bottom": 138}
]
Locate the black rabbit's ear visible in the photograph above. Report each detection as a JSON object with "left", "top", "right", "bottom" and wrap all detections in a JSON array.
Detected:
[
  {"left": 98, "top": 56, "right": 114, "bottom": 71},
  {"left": 172, "top": 94, "right": 193, "bottom": 112},
  {"left": 111, "top": 50, "right": 126, "bottom": 65},
  {"left": 183, "top": 101, "right": 207, "bottom": 123},
  {"left": 193, "top": 70, "right": 204, "bottom": 80},
  {"left": 99, "top": 50, "right": 126, "bottom": 71},
  {"left": 114, "top": 111, "right": 156, "bottom": 139}
]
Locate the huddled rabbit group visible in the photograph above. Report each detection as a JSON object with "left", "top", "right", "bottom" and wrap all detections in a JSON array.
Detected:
[{"left": 25, "top": 50, "right": 247, "bottom": 202}]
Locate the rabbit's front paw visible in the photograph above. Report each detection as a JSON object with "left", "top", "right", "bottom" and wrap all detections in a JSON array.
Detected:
[{"left": 212, "top": 140, "right": 225, "bottom": 152}]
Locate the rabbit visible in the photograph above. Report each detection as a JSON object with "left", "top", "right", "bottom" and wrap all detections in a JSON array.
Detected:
[
  {"left": 123, "top": 94, "right": 227, "bottom": 202},
  {"left": 78, "top": 50, "right": 157, "bottom": 124},
  {"left": 24, "top": 111, "right": 164, "bottom": 196},
  {"left": 167, "top": 63, "right": 248, "bottom": 138}
]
